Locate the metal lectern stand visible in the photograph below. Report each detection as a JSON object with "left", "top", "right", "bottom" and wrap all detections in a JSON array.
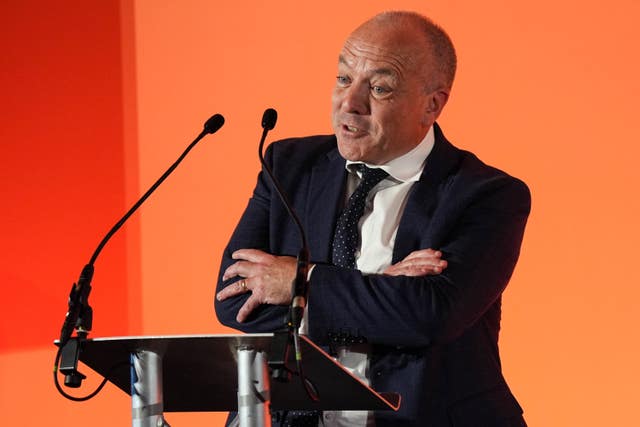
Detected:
[
  {"left": 236, "top": 347, "right": 270, "bottom": 427},
  {"left": 72, "top": 333, "right": 400, "bottom": 427}
]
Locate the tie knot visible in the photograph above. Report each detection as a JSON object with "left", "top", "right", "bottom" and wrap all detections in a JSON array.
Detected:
[{"left": 356, "top": 164, "right": 388, "bottom": 192}]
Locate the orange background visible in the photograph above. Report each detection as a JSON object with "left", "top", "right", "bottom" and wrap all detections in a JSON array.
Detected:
[{"left": 2, "top": 0, "right": 639, "bottom": 425}]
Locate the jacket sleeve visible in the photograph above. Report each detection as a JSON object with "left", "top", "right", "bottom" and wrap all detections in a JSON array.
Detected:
[
  {"left": 215, "top": 140, "right": 531, "bottom": 348},
  {"left": 306, "top": 172, "right": 531, "bottom": 347}
]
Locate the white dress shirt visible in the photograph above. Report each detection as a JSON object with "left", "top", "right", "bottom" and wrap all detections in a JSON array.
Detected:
[{"left": 318, "top": 126, "right": 435, "bottom": 427}]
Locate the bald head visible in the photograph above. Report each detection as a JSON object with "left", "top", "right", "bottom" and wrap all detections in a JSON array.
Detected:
[{"left": 350, "top": 11, "right": 457, "bottom": 92}]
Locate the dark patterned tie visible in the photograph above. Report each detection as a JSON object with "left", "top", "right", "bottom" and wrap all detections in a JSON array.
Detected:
[{"left": 332, "top": 164, "right": 389, "bottom": 268}]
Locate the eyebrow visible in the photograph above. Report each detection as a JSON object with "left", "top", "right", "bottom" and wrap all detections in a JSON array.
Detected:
[{"left": 338, "top": 54, "right": 397, "bottom": 77}]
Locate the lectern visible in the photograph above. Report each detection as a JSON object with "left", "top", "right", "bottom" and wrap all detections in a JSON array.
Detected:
[{"left": 72, "top": 333, "right": 400, "bottom": 426}]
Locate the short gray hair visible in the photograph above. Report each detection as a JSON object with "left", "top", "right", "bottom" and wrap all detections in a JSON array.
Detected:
[{"left": 370, "top": 11, "right": 457, "bottom": 90}]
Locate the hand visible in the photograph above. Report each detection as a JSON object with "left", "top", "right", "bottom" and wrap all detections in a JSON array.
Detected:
[
  {"left": 383, "top": 248, "right": 447, "bottom": 277},
  {"left": 216, "top": 249, "right": 296, "bottom": 323}
]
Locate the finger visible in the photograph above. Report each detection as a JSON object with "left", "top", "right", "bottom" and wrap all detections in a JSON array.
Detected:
[
  {"left": 232, "top": 248, "right": 273, "bottom": 263},
  {"left": 417, "top": 259, "right": 447, "bottom": 272},
  {"left": 403, "top": 249, "right": 442, "bottom": 261},
  {"left": 384, "top": 259, "right": 447, "bottom": 276},
  {"left": 385, "top": 265, "right": 432, "bottom": 277},
  {"left": 222, "top": 260, "right": 258, "bottom": 281},
  {"left": 237, "top": 295, "right": 261, "bottom": 323},
  {"left": 401, "top": 257, "right": 447, "bottom": 270},
  {"left": 216, "top": 284, "right": 234, "bottom": 301},
  {"left": 216, "top": 287, "right": 230, "bottom": 301},
  {"left": 216, "top": 279, "right": 250, "bottom": 301},
  {"left": 222, "top": 264, "right": 237, "bottom": 281}
]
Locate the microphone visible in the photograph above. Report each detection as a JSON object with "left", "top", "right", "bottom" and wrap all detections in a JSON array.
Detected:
[
  {"left": 256, "top": 108, "right": 310, "bottom": 330},
  {"left": 59, "top": 113, "right": 226, "bottom": 347},
  {"left": 204, "top": 113, "right": 225, "bottom": 135},
  {"left": 256, "top": 109, "right": 318, "bottom": 401},
  {"left": 56, "top": 113, "right": 225, "bottom": 393},
  {"left": 261, "top": 108, "right": 277, "bottom": 130},
  {"left": 59, "top": 113, "right": 225, "bottom": 347}
]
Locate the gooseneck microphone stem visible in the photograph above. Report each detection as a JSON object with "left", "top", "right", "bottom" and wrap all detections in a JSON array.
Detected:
[
  {"left": 258, "top": 108, "right": 318, "bottom": 403},
  {"left": 257, "top": 109, "right": 310, "bottom": 330},
  {"left": 89, "top": 115, "right": 225, "bottom": 268},
  {"left": 55, "top": 114, "right": 224, "bottom": 400},
  {"left": 58, "top": 114, "right": 224, "bottom": 349}
]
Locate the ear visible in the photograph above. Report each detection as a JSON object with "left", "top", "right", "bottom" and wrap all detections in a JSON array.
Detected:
[{"left": 425, "top": 89, "right": 450, "bottom": 121}]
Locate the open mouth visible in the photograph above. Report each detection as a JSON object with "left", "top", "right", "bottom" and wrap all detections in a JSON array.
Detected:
[{"left": 343, "top": 124, "right": 365, "bottom": 134}]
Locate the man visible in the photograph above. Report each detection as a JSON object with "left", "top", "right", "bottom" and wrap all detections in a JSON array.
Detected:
[{"left": 216, "top": 11, "right": 530, "bottom": 427}]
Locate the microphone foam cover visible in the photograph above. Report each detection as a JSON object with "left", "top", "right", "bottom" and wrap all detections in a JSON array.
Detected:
[
  {"left": 203, "top": 114, "right": 225, "bottom": 134},
  {"left": 261, "top": 108, "right": 278, "bottom": 130}
]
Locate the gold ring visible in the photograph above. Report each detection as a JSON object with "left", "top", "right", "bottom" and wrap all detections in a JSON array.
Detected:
[{"left": 240, "top": 280, "right": 247, "bottom": 290}]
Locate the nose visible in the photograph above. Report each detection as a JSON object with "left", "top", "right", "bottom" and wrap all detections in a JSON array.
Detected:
[{"left": 339, "top": 83, "right": 370, "bottom": 115}]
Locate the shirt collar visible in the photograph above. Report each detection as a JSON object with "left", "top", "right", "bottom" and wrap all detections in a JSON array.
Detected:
[{"left": 345, "top": 125, "right": 435, "bottom": 183}]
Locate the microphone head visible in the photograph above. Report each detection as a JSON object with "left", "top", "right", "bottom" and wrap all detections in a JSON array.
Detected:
[
  {"left": 203, "top": 114, "right": 225, "bottom": 134},
  {"left": 261, "top": 108, "right": 278, "bottom": 130}
]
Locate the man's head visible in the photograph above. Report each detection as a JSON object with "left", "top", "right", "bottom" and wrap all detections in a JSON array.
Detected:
[{"left": 331, "top": 11, "right": 457, "bottom": 165}]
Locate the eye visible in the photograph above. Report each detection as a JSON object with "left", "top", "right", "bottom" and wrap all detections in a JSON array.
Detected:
[
  {"left": 371, "top": 86, "right": 390, "bottom": 96},
  {"left": 336, "top": 75, "right": 351, "bottom": 86}
]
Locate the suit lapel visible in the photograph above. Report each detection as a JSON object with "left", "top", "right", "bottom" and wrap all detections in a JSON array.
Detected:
[
  {"left": 392, "top": 124, "right": 462, "bottom": 263},
  {"left": 306, "top": 147, "right": 347, "bottom": 263}
]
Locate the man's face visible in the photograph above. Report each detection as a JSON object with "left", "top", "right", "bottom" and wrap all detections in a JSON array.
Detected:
[{"left": 331, "top": 23, "right": 447, "bottom": 165}]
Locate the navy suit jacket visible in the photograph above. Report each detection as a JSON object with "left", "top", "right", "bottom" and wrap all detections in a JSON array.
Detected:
[{"left": 215, "top": 124, "right": 530, "bottom": 426}]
